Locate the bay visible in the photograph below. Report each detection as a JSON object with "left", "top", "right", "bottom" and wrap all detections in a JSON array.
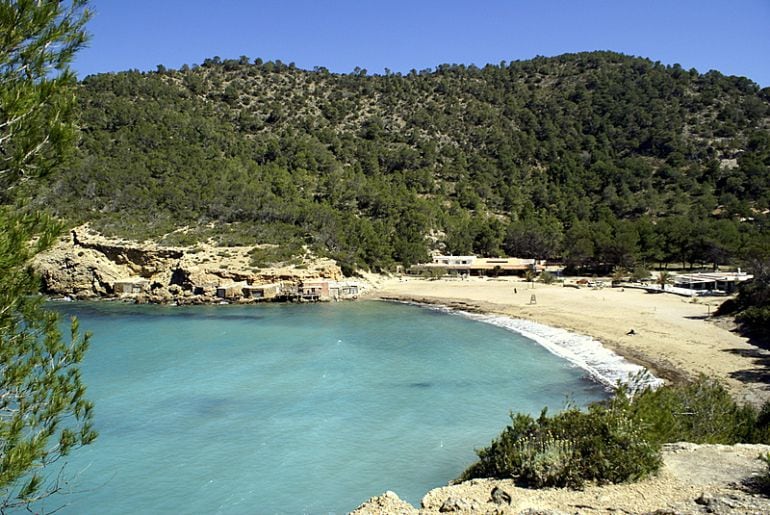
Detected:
[{"left": 42, "top": 300, "right": 607, "bottom": 514}]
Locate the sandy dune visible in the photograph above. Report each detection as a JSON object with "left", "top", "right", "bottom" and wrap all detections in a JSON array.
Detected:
[{"left": 368, "top": 276, "right": 770, "bottom": 405}]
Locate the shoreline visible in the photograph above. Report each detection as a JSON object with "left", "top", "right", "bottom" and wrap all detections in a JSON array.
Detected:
[
  {"left": 372, "top": 292, "right": 687, "bottom": 387},
  {"left": 380, "top": 298, "right": 663, "bottom": 391},
  {"left": 47, "top": 273, "right": 770, "bottom": 405},
  {"left": 366, "top": 277, "right": 770, "bottom": 405}
]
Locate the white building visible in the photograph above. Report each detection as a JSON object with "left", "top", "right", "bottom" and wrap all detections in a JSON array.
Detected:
[{"left": 673, "top": 272, "right": 753, "bottom": 295}]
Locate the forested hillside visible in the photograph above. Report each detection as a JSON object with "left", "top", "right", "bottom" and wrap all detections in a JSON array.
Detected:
[{"left": 22, "top": 51, "right": 770, "bottom": 272}]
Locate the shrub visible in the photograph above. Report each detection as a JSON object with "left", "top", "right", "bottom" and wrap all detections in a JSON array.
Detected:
[
  {"left": 539, "top": 271, "right": 556, "bottom": 284},
  {"left": 420, "top": 267, "right": 447, "bottom": 280},
  {"left": 736, "top": 306, "right": 770, "bottom": 335},
  {"left": 611, "top": 267, "right": 628, "bottom": 285},
  {"left": 628, "top": 375, "right": 760, "bottom": 445},
  {"left": 248, "top": 242, "right": 304, "bottom": 267},
  {"left": 510, "top": 434, "right": 578, "bottom": 488},
  {"left": 630, "top": 266, "right": 650, "bottom": 283},
  {"left": 461, "top": 400, "right": 661, "bottom": 488},
  {"left": 461, "top": 376, "right": 770, "bottom": 489}
]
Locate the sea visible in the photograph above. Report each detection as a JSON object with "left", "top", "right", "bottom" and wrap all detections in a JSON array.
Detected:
[{"left": 36, "top": 300, "right": 648, "bottom": 514}]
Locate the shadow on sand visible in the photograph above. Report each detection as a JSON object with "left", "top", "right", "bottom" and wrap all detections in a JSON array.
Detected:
[{"left": 725, "top": 347, "right": 770, "bottom": 390}]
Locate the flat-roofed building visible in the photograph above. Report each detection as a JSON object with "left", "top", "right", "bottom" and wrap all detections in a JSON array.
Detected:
[
  {"left": 329, "top": 281, "right": 360, "bottom": 300},
  {"left": 216, "top": 282, "right": 248, "bottom": 300},
  {"left": 673, "top": 272, "right": 752, "bottom": 295},
  {"left": 410, "top": 255, "right": 545, "bottom": 277},
  {"left": 432, "top": 255, "right": 476, "bottom": 266},
  {"left": 300, "top": 280, "right": 330, "bottom": 301}
]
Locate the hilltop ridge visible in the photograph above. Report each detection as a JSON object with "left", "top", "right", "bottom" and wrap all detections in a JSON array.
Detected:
[{"left": 22, "top": 51, "right": 770, "bottom": 272}]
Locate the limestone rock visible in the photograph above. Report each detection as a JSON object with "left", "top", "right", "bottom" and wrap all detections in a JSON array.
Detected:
[
  {"left": 490, "top": 486, "right": 512, "bottom": 505},
  {"left": 31, "top": 225, "right": 350, "bottom": 303},
  {"left": 351, "top": 490, "right": 418, "bottom": 514},
  {"left": 34, "top": 245, "right": 126, "bottom": 298},
  {"left": 438, "top": 496, "right": 482, "bottom": 512},
  {"left": 384, "top": 443, "right": 770, "bottom": 514}
]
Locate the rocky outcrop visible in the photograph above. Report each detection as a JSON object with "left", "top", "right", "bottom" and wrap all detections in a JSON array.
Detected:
[
  {"left": 32, "top": 225, "right": 346, "bottom": 303},
  {"left": 353, "top": 443, "right": 770, "bottom": 514},
  {"left": 352, "top": 491, "right": 419, "bottom": 515}
]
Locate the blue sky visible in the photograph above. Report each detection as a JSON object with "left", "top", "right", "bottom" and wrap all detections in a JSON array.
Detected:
[{"left": 74, "top": 0, "right": 770, "bottom": 86}]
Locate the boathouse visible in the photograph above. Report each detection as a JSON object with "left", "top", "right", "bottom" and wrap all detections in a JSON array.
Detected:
[
  {"left": 113, "top": 278, "right": 149, "bottom": 294},
  {"left": 300, "top": 280, "right": 329, "bottom": 301},
  {"left": 329, "top": 281, "right": 360, "bottom": 300},
  {"left": 216, "top": 282, "right": 248, "bottom": 300},
  {"left": 241, "top": 283, "right": 281, "bottom": 300}
]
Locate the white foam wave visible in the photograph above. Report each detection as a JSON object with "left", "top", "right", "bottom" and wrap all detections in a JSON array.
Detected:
[{"left": 394, "top": 300, "right": 663, "bottom": 391}]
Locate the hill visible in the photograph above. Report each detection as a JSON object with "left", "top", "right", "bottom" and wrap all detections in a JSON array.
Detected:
[{"left": 21, "top": 51, "right": 770, "bottom": 272}]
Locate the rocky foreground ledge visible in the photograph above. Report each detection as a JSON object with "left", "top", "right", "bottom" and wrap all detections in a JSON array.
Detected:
[
  {"left": 32, "top": 225, "right": 348, "bottom": 304},
  {"left": 353, "top": 443, "right": 770, "bottom": 514}
]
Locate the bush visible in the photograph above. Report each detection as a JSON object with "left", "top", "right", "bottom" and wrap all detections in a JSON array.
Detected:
[
  {"left": 717, "top": 272, "right": 770, "bottom": 338},
  {"left": 248, "top": 242, "right": 304, "bottom": 267},
  {"left": 630, "top": 266, "right": 650, "bottom": 283},
  {"left": 420, "top": 267, "right": 447, "bottom": 280},
  {"left": 461, "top": 398, "right": 661, "bottom": 488},
  {"left": 628, "top": 375, "right": 760, "bottom": 445},
  {"left": 461, "top": 376, "right": 770, "bottom": 489},
  {"left": 736, "top": 306, "right": 770, "bottom": 335},
  {"left": 539, "top": 271, "right": 556, "bottom": 284}
]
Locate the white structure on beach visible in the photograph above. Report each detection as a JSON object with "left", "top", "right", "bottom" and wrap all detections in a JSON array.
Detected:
[
  {"left": 432, "top": 255, "right": 477, "bottom": 266},
  {"left": 411, "top": 255, "right": 546, "bottom": 276},
  {"left": 672, "top": 271, "right": 753, "bottom": 295}
]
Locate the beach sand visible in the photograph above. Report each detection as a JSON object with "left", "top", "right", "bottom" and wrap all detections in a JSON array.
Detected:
[{"left": 368, "top": 276, "right": 770, "bottom": 405}]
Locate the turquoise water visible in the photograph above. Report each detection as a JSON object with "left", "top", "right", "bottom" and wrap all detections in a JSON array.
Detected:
[{"left": 42, "top": 301, "right": 606, "bottom": 514}]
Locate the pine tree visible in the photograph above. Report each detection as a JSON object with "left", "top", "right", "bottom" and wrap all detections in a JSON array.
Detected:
[{"left": 0, "top": 1, "right": 95, "bottom": 511}]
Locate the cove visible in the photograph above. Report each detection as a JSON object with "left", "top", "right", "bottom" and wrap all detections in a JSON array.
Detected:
[{"left": 43, "top": 300, "right": 607, "bottom": 514}]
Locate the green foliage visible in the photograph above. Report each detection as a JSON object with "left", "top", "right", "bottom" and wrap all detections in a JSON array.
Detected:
[
  {"left": 248, "top": 241, "right": 304, "bottom": 267},
  {"left": 735, "top": 306, "right": 770, "bottom": 334},
  {"left": 630, "top": 265, "right": 651, "bottom": 282},
  {"left": 627, "top": 376, "right": 761, "bottom": 445},
  {"left": 716, "top": 237, "right": 770, "bottom": 337},
  {"left": 462, "top": 376, "right": 770, "bottom": 489},
  {"left": 0, "top": 0, "right": 90, "bottom": 187},
  {"left": 657, "top": 270, "right": 673, "bottom": 290},
  {"left": 611, "top": 267, "right": 628, "bottom": 285},
  {"left": 538, "top": 271, "right": 556, "bottom": 284},
  {"left": 420, "top": 266, "right": 447, "bottom": 280},
  {"left": 0, "top": 215, "right": 97, "bottom": 505},
  {"left": 1, "top": 1, "right": 95, "bottom": 510},
  {"left": 461, "top": 398, "right": 661, "bottom": 488},
  {"left": 17, "top": 51, "right": 770, "bottom": 271},
  {"left": 504, "top": 214, "right": 564, "bottom": 261}
]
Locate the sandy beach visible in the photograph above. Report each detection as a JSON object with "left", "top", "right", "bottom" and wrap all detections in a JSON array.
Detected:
[{"left": 367, "top": 276, "right": 770, "bottom": 405}]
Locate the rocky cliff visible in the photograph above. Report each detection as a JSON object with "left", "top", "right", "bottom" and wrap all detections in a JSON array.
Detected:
[{"left": 32, "top": 225, "right": 345, "bottom": 303}]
